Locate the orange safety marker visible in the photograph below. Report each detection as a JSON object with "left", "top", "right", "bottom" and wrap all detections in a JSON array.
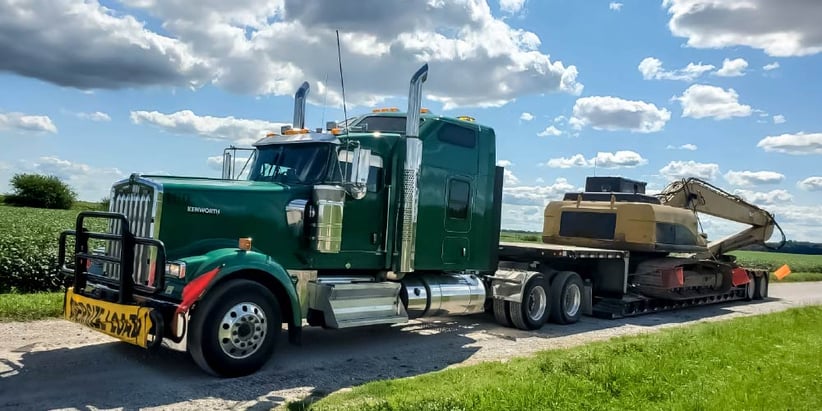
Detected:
[{"left": 773, "top": 264, "right": 792, "bottom": 280}]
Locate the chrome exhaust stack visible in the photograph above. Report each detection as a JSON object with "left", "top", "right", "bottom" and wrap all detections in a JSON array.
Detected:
[
  {"left": 293, "top": 81, "right": 309, "bottom": 129},
  {"left": 399, "top": 63, "right": 428, "bottom": 274}
]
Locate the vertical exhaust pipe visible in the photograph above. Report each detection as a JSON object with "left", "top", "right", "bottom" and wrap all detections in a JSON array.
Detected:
[
  {"left": 399, "top": 63, "right": 428, "bottom": 274},
  {"left": 293, "top": 81, "right": 310, "bottom": 129}
]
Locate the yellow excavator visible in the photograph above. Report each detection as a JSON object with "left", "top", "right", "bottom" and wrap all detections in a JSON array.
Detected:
[
  {"left": 540, "top": 176, "right": 785, "bottom": 306},
  {"left": 543, "top": 176, "right": 784, "bottom": 257}
]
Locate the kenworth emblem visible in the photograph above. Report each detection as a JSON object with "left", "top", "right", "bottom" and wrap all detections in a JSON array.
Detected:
[{"left": 187, "top": 206, "right": 221, "bottom": 215}]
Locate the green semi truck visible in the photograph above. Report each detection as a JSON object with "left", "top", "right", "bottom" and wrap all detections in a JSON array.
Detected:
[{"left": 57, "top": 63, "right": 777, "bottom": 377}]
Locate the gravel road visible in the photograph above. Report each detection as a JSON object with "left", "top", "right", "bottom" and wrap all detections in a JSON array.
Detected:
[{"left": 1, "top": 282, "right": 820, "bottom": 411}]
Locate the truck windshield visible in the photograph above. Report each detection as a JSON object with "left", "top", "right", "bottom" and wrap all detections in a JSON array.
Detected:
[{"left": 248, "top": 143, "right": 332, "bottom": 184}]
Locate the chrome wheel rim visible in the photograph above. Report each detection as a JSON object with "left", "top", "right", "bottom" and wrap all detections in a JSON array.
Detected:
[
  {"left": 218, "top": 302, "right": 266, "bottom": 359},
  {"left": 526, "top": 285, "right": 547, "bottom": 322},
  {"left": 564, "top": 283, "right": 581, "bottom": 317}
]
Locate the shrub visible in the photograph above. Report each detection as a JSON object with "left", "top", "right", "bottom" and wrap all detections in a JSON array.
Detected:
[{"left": 3, "top": 173, "right": 77, "bottom": 210}]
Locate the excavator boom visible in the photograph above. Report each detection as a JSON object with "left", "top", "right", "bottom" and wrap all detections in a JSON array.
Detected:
[{"left": 656, "top": 177, "right": 785, "bottom": 257}]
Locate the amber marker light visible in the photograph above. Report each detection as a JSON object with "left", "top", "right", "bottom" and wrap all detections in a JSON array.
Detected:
[{"left": 239, "top": 237, "right": 253, "bottom": 251}]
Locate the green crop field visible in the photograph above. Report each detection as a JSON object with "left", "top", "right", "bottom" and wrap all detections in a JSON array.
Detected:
[{"left": 0, "top": 204, "right": 106, "bottom": 293}]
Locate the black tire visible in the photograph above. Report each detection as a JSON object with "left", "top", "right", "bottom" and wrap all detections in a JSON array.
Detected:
[
  {"left": 492, "top": 298, "right": 512, "bottom": 327},
  {"left": 754, "top": 273, "right": 769, "bottom": 300},
  {"left": 744, "top": 272, "right": 756, "bottom": 301},
  {"left": 509, "top": 274, "right": 550, "bottom": 330},
  {"left": 549, "top": 271, "right": 584, "bottom": 325},
  {"left": 188, "top": 279, "right": 282, "bottom": 377}
]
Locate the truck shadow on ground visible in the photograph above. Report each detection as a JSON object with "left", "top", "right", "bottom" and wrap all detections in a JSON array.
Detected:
[{"left": 0, "top": 297, "right": 780, "bottom": 411}]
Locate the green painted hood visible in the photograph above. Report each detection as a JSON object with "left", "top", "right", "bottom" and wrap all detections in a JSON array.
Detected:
[{"left": 140, "top": 175, "right": 311, "bottom": 265}]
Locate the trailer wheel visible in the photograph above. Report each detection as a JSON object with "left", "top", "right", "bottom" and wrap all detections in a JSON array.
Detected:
[
  {"left": 492, "top": 298, "right": 512, "bottom": 327},
  {"left": 549, "top": 271, "right": 583, "bottom": 325},
  {"left": 509, "top": 274, "right": 550, "bottom": 330},
  {"left": 744, "top": 272, "right": 756, "bottom": 301},
  {"left": 754, "top": 273, "right": 769, "bottom": 300},
  {"left": 188, "top": 279, "right": 282, "bottom": 378}
]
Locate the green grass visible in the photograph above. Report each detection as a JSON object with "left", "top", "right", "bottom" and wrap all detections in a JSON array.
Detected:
[
  {"left": 730, "top": 250, "right": 822, "bottom": 273},
  {"left": 0, "top": 291, "right": 63, "bottom": 322},
  {"left": 294, "top": 306, "right": 822, "bottom": 411}
]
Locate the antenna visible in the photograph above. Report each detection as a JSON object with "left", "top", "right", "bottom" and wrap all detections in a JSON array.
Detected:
[
  {"left": 335, "top": 30, "right": 348, "bottom": 131},
  {"left": 321, "top": 71, "right": 329, "bottom": 130}
]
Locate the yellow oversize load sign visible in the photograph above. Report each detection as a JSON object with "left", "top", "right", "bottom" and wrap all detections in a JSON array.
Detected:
[{"left": 64, "top": 288, "right": 154, "bottom": 348}]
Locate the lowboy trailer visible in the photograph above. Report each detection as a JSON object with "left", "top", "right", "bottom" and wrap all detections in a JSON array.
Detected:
[{"left": 57, "top": 63, "right": 779, "bottom": 377}]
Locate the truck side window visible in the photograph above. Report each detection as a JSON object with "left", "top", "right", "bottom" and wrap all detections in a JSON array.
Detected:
[
  {"left": 437, "top": 123, "right": 476, "bottom": 148},
  {"left": 447, "top": 179, "right": 470, "bottom": 219}
]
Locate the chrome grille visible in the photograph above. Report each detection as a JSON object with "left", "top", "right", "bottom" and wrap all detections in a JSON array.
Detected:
[{"left": 104, "top": 179, "right": 162, "bottom": 288}]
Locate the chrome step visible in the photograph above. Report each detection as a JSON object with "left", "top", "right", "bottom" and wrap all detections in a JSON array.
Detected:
[{"left": 307, "top": 281, "right": 409, "bottom": 329}]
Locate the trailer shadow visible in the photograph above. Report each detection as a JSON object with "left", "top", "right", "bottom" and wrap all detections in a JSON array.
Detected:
[{"left": 0, "top": 297, "right": 781, "bottom": 410}]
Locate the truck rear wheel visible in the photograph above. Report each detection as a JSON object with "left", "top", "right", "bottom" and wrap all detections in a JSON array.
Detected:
[
  {"left": 549, "top": 271, "right": 583, "bottom": 325},
  {"left": 492, "top": 298, "right": 512, "bottom": 327},
  {"left": 188, "top": 279, "right": 282, "bottom": 378},
  {"left": 509, "top": 274, "right": 550, "bottom": 330}
]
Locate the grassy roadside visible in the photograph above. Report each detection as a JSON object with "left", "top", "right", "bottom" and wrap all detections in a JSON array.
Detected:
[
  {"left": 294, "top": 305, "right": 822, "bottom": 411},
  {"left": 0, "top": 292, "right": 63, "bottom": 322}
]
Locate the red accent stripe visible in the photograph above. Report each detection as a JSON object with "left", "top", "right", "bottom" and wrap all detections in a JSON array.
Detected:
[{"left": 176, "top": 266, "right": 220, "bottom": 314}]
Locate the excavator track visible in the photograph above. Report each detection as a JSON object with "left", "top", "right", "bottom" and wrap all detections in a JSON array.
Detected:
[{"left": 591, "top": 286, "right": 751, "bottom": 319}]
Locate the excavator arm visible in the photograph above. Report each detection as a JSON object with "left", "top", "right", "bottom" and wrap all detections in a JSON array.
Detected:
[{"left": 656, "top": 177, "right": 785, "bottom": 258}]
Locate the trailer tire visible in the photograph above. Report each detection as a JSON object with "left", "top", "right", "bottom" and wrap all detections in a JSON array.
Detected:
[
  {"left": 509, "top": 274, "right": 550, "bottom": 330},
  {"left": 549, "top": 271, "right": 583, "bottom": 325},
  {"left": 754, "top": 273, "right": 769, "bottom": 300},
  {"left": 492, "top": 298, "right": 512, "bottom": 327},
  {"left": 744, "top": 273, "right": 756, "bottom": 301},
  {"left": 188, "top": 279, "right": 282, "bottom": 378}
]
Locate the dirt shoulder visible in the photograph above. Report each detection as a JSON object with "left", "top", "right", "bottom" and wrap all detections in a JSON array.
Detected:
[{"left": 1, "top": 282, "right": 820, "bottom": 411}]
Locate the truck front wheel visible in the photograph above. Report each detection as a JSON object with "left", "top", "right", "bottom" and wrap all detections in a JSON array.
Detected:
[{"left": 188, "top": 279, "right": 282, "bottom": 377}]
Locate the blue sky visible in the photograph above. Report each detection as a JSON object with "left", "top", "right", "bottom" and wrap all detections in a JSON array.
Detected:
[{"left": 1, "top": 0, "right": 820, "bottom": 241}]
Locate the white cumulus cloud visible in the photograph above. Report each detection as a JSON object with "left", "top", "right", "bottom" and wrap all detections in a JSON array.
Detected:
[
  {"left": 732, "top": 189, "right": 793, "bottom": 205},
  {"left": 520, "top": 112, "right": 534, "bottom": 121},
  {"left": 763, "top": 62, "right": 780, "bottom": 71},
  {"left": 570, "top": 96, "right": 671, "bottom": 133},
  {"left": 130, "top": 110, "right": 289, "bottom": 146},
  {"left": 664, "top": 0, "right": 822, "bottom": 57},
  {"left": 0, "top": 156, "right": 125, "bottom": 201},
  {"left": 773, "top": 115, "right": 786, "bottom": 124},
  {"left": 724, "top": 170, "right": 785, "bottom": 187},
  {"left": 666, "top": 143, "right": 698, "bottom": 151},
  {"left": 797, "top": 176, "right": 822, "bottom": 191},
  {"left": 637, "top": 57, "right": 715, "bottom": 81},
  {"left": 502, "top": 177, "right": 577, "bottom": 207},
  {"left": 713, "top": 58, "right": 748, "bottom": 77},
  {"left": 659, "top": 160, "right": 720, "bottom": 180},
  {"left": 500, "top": 0, "right": 526, "bottom": 14},
  {"left": 609, "top": 2, "right": 623, "bottom": 11},
  {"left": 545, "top": 150, "right": 647, "bottom": 169},
  {"left": 674, "top": 84, "right": 752, "bottom": 120},
  {"left": 76, "top": 111, "right": 112, "bottom": 122},
  {"left": 0, "top": 110, "right": 57, "bottom": 134},
  {"left": 537, "top": 125, "right": 562, "bottom": 137},
  {"left": 757, "top": 132, "right": 822, "bottom": 155},
  {"left": 0, "top": 0, "right": 583, "bottom": 111}
]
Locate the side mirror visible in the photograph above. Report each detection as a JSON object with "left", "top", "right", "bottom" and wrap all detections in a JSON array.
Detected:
[{"left": 344, "top": 147, "right": 371, "bottom": 200}]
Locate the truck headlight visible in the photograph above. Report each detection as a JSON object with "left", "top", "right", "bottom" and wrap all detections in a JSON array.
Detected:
[{"left": 166, "top": 262, "right": 186, "bottom": 279}]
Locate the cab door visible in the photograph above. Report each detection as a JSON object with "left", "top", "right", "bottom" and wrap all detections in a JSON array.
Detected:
[{"left": 336, "top": 151, "right": 389, "bottom": 267}]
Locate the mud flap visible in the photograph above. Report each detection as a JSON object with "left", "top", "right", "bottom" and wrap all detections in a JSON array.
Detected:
[{"left": 731, "top": 268, "right": 751, "bottom": 287}]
